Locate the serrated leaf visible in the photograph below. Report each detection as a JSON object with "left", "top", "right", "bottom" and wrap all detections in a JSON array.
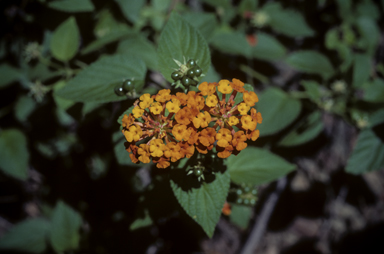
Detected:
[
  {"left": 157, "top": 12, "right": 211, "bottom": 83},
  {"left": 227, "top": 147, "right": 296, "bottom": 186},
  {"left": 14, "top": 95, "right": 37, "bottom": 122},
  {"left": 278, "top": 111, "right": 323, "bottom": 147},
  {"left": 363, "top": 78, "right": 384, "bottom": 103},
  {"left": 0, "top": 129, "right": 29, "bottom": 180},
  {"left": 56, "top": 55, "right": 146, "bottom": 103},
  {"left": 286, "top": 51, "right": 334, "bottom": 79},
  {"left": 50, "top": 201, "right": 82, "bottom": 252},
  {"left": 263, "top": 2, "right": 314, "bottom": 37},
  {"left": 211, "top": 31, "right": 251, "bottom": 58},
  {"left": 252, "top": 32, "right": 286, "bottom": 61},
  {"left": 170, "top": 169, "right": 230, "bottom": 237},
  {"left": 256, "top": 87, "right": 302, "bottom": 136},
  {"left": 48, "top": 0, "right": 95, "bottom": 13},
  {"left": 346, "top": 129, "right": 384, "bottom": 174},
  {"left": 115, "top": 0, "right": 146, "bottom": 23},
  {"left": 81, "top": 29, "right": 133, "bottom": 55},
  {"left": 229, "top": 204, "right": 252, "bottom": 229},
  {"left": 0, "top": 218, "right": 50, "bottom": 253},
  {"left": 301, "top": 80, "right": 322, "bottom": 102},
  {"left": 50, "top": 17, "right": 79, "bottom": 61},
  {"left": 117, "top": 34, "right": 158, "bottom": 70},
  {"left": 0, "top": 64, "right": 22, "bottom": 88},
  {"left": 182, "top": 12, "right": 218, "bottom": 42},
  {"left": 353, "top": 53, "right": 371, "bottom": 88},
  {"left": 113, "top": 131, "right": 142, "bottom": 167}
]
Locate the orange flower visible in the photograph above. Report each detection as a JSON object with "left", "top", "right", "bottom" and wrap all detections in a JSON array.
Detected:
[
  {"left": 216, "top": 128, "right": 232, "bottom": 148},
  {"left": 199, "top": 127, "right": 216, "bottom": 147},
  {"left": 222, "top": 201, "right": 231, "bottom": 216},
  {"left": 149, "top": 139, "right": 165, "bottom": 157},
  {"left": 230, "top": 78, "right": 245, "bottom": 93},
  {"left": 199, "top": 82, "right": 216, "bottom": 96},
  {"left": 218, "top": 80, "right": 233, "bottom": 94},
  {"left": 175, "top": 107, "right": 192, "bottom": 125},
  {"left": 243, "top": 91, "right": 258, "bottom": 107},
  {"left": 241, "top": 115, "right": 257, "bottom": 131},
  {"left": 232, "top": 131, "right": 247, "bottom": 151},
  {"left": 217, "top": 144, "right": 233, "bottom": 158},
  {"left": 172, "top": 124, "right": 190, "bottom": 141},
  {"left": 193, "top": 111, "right": 211, "bottom": 128},
  {"left": 206, "top": 94, "right": 218, "bottom": 107},
  {"left": 137, "top": 144, "right": 151, "bottom": 163},
  {"left": 156, "top": 89, "right": 172, "bottom": 102}
]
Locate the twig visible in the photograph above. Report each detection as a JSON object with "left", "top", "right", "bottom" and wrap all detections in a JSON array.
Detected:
[{"left": 240, "top": 177, "right": 288, "bottom": 254}]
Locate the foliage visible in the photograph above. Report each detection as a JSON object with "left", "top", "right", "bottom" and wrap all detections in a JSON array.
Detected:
[{"left": 0, "top": 0, "right": 383, "bottom": 253}]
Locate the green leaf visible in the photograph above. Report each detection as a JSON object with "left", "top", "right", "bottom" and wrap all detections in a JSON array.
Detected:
[
  {"left": 50, "top": 201, "right": 82, "bottom": 252},
  {"left": 363, "top": 78, "right": 384, "bottom": 103},
  {"left": 115, "top": 0, "right": 146, "bottom": 23},
  {"left": 356, "top": 0, "right": 380, "bottom": 20},
  {"left": 157, "top": 12, "right": 211, "bottom": 83},
  {"left": 50, "top": 16, "right": 80, "bottom": 61},
  {"left": 56, "top": 55, "right": 146, "bottom": 103},
  {"left": 353, "top": 53, "right": 371, "bottom": 88},
  {"left": 368, "top": 108, "right": 384, "bottom": 127},
  {"left": 278, "top": 111, "right": 323, "bottom": 147},
  {"left": 252, "top": 32, "right": 286, "bottom": 61},
  {"left": 200, "top": 65, "right": 220, "bottom": 83},
  {"left": 117, "top": 34, "right": 158, "bottom": 70},
  {"left": 0, "top": 129, "right": 29, "bottom": 180},
  {"left": 227, "top": 147, "right": 296, "bottom": 186},
  {"left": 82, "top": 102, "right": 102, "bottom": 116},
  {"left": 14, "top": 95, "right": 37, "bottom": 122},
  {"left": 81, "top": 29, "right": 133, "bottom": 55},
  {"left": 129, "top": 210, "right": 153, "bottom": 231},
  {"left": 238, "top": 0, "right": 258, "bottom": 14},
  {"left": 53, "top": 80, "right": 75, "bottom": 110},
  {"left": 234, "top": 83, "right": 254, "bottom": 105},
  {"left": 263, "top": 2, "right": 314, "bottom": 37},
  {"left": 301, "top": 80, "right": 322, "bottom": 103},
  {"left": 286, "top": 51, "right": 334, "bottom": 79},
  {"left": 211, "top": 31, "right": 251, "bottom": 58},
  {"left": 325, "top": 28, "right": 340, "bottom": 50},
  {"left": 0, "top": 64, "right": 22, "bottom": 88},
  {"left": 256, "top": 87, "right": 302, "bottom": 136},
  {"left": 356, "top": 17, "right": 380, "bottom": 54},
  {"left": 0, "top": 218, "right": 50, "bottom": 253},
  {"left": 182, "top": 12, "right": 218, "bottom": 42},
  {"left": 346, "top": 129, "right": 384, "bottom": 174},
  {"left": 113, "top": 131, "right": 141, "bottom": 167},
  {"left": 170, "top": 169, "right": 230, "bottom": 237},
  {"left": 229, "top": 204, "right": 252, "bottom": 229},
  {"left": 48, "top": 0, "right": 95, "bottom": 13}
]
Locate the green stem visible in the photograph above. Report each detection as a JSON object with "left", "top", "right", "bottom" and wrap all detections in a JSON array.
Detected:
[{"left": 239, "top": 65, "right": 269, "bottom": 84}]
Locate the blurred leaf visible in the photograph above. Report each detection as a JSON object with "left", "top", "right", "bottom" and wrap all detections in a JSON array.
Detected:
[
  {"left": 170, "top": 169, "right": 230, "bottom": 238},
  {"left": 53, "top": 80, "right": 75, "bottom": 110},
  {"left": 369, "top": 108, "right": 384, "bottom": 127},
  {"left": 14, "top": 95, "right": 37, "bottom": 122},
  {"left": 50, "top": 16, "right": 80, "bottom": 61},
  {"left": 229, "top": 204, "right": 252, "bottom": 229},
  {"left": 152, "top": 0, "right": 171, "bottom": 12},
  {"left": 337, "top": 44, "right": 353, "bottom": 72},
  {"left": 363, "top": 78, "right": 384, "bottom": 103},
  {"left": 113, "top": 131, "right": 141, "bottom": 167},
  {"left": 238, "top": 0, "right": 258, "bottom": 14},
  {"left": 227, "top": 147, "right": 296, "bottom": 186},
  {"left": 56, "top": 55, "right": 146, "bottom": 103},
  {"left": 200, "top": 65, "right": 220, "bottom": 83},
  {"left": 263, "top": 2, "right": 314, "bottom": 37},
  {"left": 0, "top": 218, "right": 50, "bottom": 253},
  {"left": 352, "top": 53, "right": 371, "bottom": 88},
  {"left": 202, "top": 0, "right": 231, "bottom": 8},
  {"left": 129, "top": 210, "right": 153, "bottom": 231},
  {"left": 0, "top": 129, "right": 29, "bottom": 180},
  {"left": 115, "top": 0, "right": 146, "bottom": 23},
  {"left": 286, "top": 51, "right": 334, "bottom": 79},
  {"left": 117, "top": 34, "right": 158, "bottom": 70},
  {"left": 256, "top": 87, "right": 302, "bottom": 136},
  {"left": 81, "top": 29, "right": 133, "bottom": 55},
  {"left": 252, "top": 32, "right": 286, "bottom": 61},
  {"left": 356, "top": 17, "right": 380, "bottom": 55},
  {"left": 27, "top": 62, "right": 59, "bottom": 82},
  {"left": 211, "top": 31, "right": 251, "bottom": 58},
  {"left": 94, "top": 9, "right": 129, "bottom": 38},
  {"left": 278, "top": 111, "right": 323, "bottom": 147},
  {"left": 182, "top": 12, "right": 218, "bottom": 42},
  {"left": 325, "top": 28, "right": 340, "bottom": 50},
  {"left": 301, "top": 80, "right": 322, "bottom": 103},
  {"left": 55, "top": 108, "right": 74, "bottom": 126},
  {"left": 346, "top": 129, "right": 384, "bottom": 174},
  {"left": 157, "top": 12, "right": 211, "bottom": 83},
  {"left": 0, "top": 64, "right": 22, "bottom": 88},
  {"left": 82, "top": 102, "right": 102, "bottom": 116},
  {"left": 50, "top": 201, "right": 82, "bottom": 252},
  {"left": 48, "top": 0, "right": 95, "bottom": 13},
  {"left": 356, "top": 0, "right": 380, "bottom": 20},
  {"left": 336, "top": 0, "right": 352, "bottom": 20}
]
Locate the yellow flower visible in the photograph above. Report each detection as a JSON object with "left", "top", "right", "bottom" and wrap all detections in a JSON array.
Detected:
[
  {"left": 193, "top": 111, "right": 211, "bottom": 128},
  {"left": 139, "top": 94, "right": 153, "bottom": 109},
  {"left": 237, "top": 102, "right": 250, "bottom": 115},
  {"left": 241, "top": 115, "right": 257, "bottom": 131},
  {"left": 227, "top": 116, "right": 239, "bottom": 126},
  {"left": 216, "top": 128, "right": 232, "bottom": 148},
  {"left": 132, "top": 106, "right": 144, "bottom": 118},
  {"left": 149, "top": 139, "right": 165, "bottom": 157},
  {"left": 166, "top": 100, "right": 181, "bottom": 113},
  {"left": 172, "top": 124, "right": 190, "bottom": 141},
  {"left": 150, "top": 102, "right": 163, "bottom": 115},
  {"left": 243, "top": 91, "right": 258, "bottom": 107},
  {"left": 206, "top": 94, "right": 218, "bottom": 107},
  {"left": 218, "top": 80, "right": 233, "bottom": 94},
  {"left": 156, "top": 89, "right": 172, "bottom": 103}
]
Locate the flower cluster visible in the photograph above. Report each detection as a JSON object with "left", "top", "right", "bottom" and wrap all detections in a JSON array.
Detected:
[{"left": 121, "top": 79, "right": 262, "bottom": 168}]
